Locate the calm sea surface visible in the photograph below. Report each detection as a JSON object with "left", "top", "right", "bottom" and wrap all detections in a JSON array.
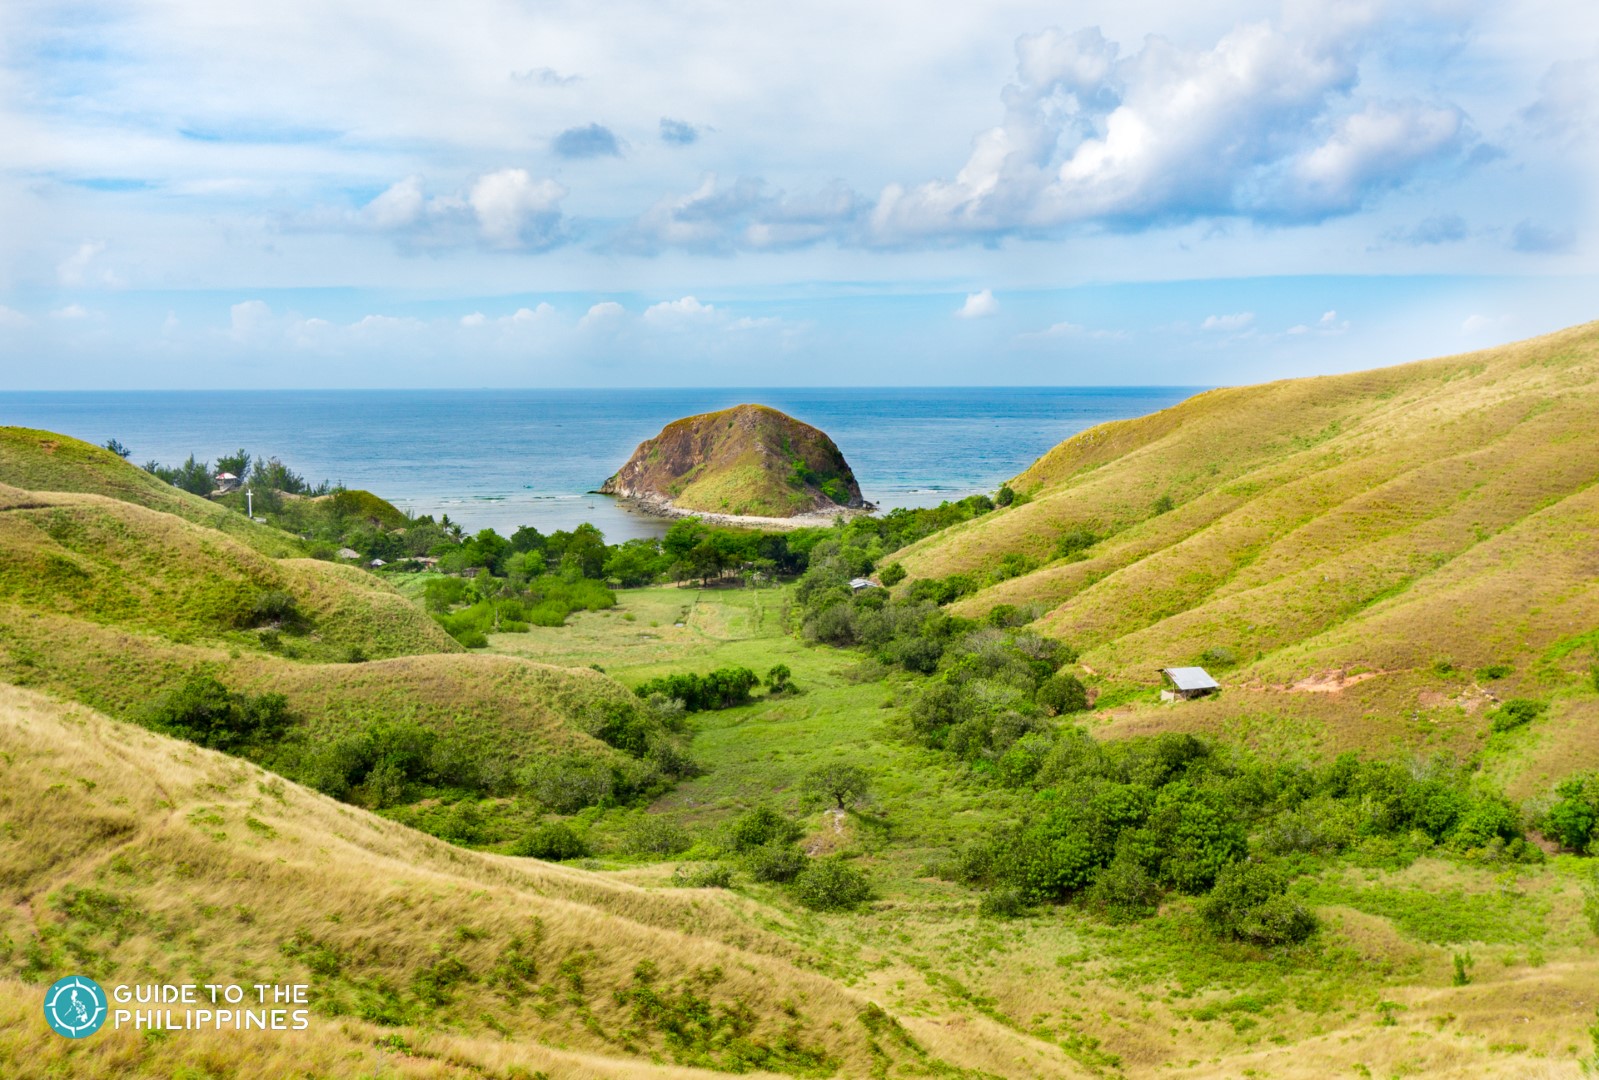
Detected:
[{"left": 0, "top": 388, "right": 1199, "bottom": 541}]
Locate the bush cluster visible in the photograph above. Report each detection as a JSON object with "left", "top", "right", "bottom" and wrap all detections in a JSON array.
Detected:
[{"left": 633, "top": 667, "right": 760, "bottom": 712}]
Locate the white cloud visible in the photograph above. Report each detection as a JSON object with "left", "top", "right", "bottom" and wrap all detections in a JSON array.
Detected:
[
  {"left": 1288, "top": 310, "right": 1350, "bottom": 335},
  {"left": 365, "top": 176, "right": 426, "bottom": 229},
  {"left": 579, "top": 301, "right": 625, "bottom": 328},
  {"left": 1280, "top": 100, "right": 1465, "bottom": 217},
  {"left": 468, "top": 169, "right": 567, "bottom": 249},
  {"left": 1201, "top": 312, "right": 1254, "bottom": 332},
  {"left": 50, "top": 304, "right": 93, "bottom": 320},
  {"left": 229, "top": 299, "right": 275, "bottom": 342},
  {"left": 1019, "top": 319, "right": 1126, "bottom": 341},
  {"left": 869, "top": 11, "right": 1477, "bottom": 241},
  {"left": 460, "top": 311, "right": 487, "bottom": 328},
  {"left": 955, "top": 289, "right": 999, "bottom": 318},
  {"left": 0, "top": 305, "right": 33, "bottom": 328},
  {"left": 57, "top": 242, "right": 118, "bottom": 287},
  {"left": 643, "top": 296, "right": 716, "bottom": 324}
]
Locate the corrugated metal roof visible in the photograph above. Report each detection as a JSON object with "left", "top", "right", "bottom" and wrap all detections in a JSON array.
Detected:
[
  {"left": 848, "top": 578, "right": 878, "bottom": 589},
  {"left": 1160, "top": 666, "right": 1220, "bottom": 691}
]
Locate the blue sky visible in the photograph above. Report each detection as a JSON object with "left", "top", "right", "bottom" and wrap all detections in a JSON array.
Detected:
[{"left": 0, "top": 0, "right": 1594, "bottom": 388}]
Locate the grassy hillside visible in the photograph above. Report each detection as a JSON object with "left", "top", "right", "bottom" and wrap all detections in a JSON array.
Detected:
[
  {"left": 0, "top": 682, "right": 992, "bottom": 1079},
  {"left": 0, "top": 427, "right": 302, "bottom": 557},
  {"left": 892, "top": 321, "right": 1599, "bottom": 782},
  {"left": 0, "top": 486, "right": 458, "bottom": 661},
  {"left": 601, "top": 404, "right": 865, "bottom": 517}
]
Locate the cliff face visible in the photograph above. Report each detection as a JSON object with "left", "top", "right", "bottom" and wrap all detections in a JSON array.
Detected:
[{"left": 600, "top": 404, "right": 867, "bottom": 518}]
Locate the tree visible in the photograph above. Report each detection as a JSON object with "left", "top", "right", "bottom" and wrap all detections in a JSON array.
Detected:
[
  {"left": 995, "top": 484, "right": 1015, "bottom": 507},
  {"left": 878, "top": 562, "right": 907, "bottom": 587},
  {"left": 215, "top": 448, "right": 251, "bottom": 479},
  {"left": 803, "top": 763, "right": 871, "bottom": 810},
  {"left": 1037, "top": 672, "right": 1089, "bottom": 716},
  {"left": 103, "top": 438, "right": 132, "bottom": 459}
]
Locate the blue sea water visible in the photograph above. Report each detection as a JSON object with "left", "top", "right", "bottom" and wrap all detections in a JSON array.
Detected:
[{"left": 0, "top": 388, "right": 1199, "bottom": 541}]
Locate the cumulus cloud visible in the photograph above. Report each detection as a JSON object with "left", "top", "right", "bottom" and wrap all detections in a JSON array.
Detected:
[
  {"left": 364, "top": 176, "right": 425, "bottom": 229},
  {"left": 868, "top": 12, "right": 1477, "bottom": 242},
  {"left": 460, "top": 312, "right": 487, "bottom": 327},
  {"left": 955, "top": 289, "right": 998, "bottom": 318},
  {"left": 643, "top": 296, "right": 716, "bottom": 324},
  {"left": 468, "top": 169, "right": 568, "bottom": 249},
  {"left": 1018, "top": 319, "right": 1126, "bottom": 341},
  {"left": 1510, "top": 219, "right": 1576, "bottom": 254},
  {"left": 50, "top": 304, "right": 94, "bottom": 320},
  {"left": 1201, "top": 312, "right": 1254, "bottom": 332},
  {"left": 552, "top": 123, "right": 621, "bottom": 158},
  {"left": 660, "top": 118, "right": 699, "bottom": 145},
  {"left": 0, "top": 305, "right": 33, "bottom": 328},
  {"left": 579, "top": 301, "right": 625, "bottom": 328}
]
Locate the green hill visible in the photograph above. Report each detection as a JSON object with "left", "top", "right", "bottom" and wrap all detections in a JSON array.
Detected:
[
  {"left": 895, "top": 320, "right": 1599, "bottom": 787},
  {"left": 600, "top": 403, "right": 866, "bottom": 518},
  {"left": 0, "top": 427, "right": 302, "bottom": 557}
]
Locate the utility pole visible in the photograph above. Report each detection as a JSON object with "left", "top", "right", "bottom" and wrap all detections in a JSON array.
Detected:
[{"left": 247, "top": 488, "right": 253, "bottom": 518}]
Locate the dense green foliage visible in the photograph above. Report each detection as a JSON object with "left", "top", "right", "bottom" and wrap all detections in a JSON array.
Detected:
[
  {"left": 139, "top": 671, "right": 291, "bottom": 751},
  {"left": 791, "top": 857, "right": 874, "bottom": 911},
  {"left": 634, "top": 667, "right": 761, "bottom": 712}
]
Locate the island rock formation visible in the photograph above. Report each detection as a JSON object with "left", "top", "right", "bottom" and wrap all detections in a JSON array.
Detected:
[{"left": 600, "top": 404, "right": 869, "bottom": 522}]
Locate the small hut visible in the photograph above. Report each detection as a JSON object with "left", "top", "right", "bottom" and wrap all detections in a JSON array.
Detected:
[
  {"left": 1158, "top": 667, "right": 1220, "bottom": 701},
  {"left": 848, "top": 577, "right": 879, "bottom": 593}
]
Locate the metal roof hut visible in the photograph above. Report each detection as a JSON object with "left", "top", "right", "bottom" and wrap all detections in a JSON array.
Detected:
[
  {"left": 848, "top": 577, "right": 879, "bottom": 592},
  {"left": 1159, "top": 666, "right": 1220, "bottom": 701}
]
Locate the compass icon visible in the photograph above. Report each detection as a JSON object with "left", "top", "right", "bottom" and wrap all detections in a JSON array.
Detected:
[{"left": 43, "top": 975, "right": 108, "bottom": 1038}]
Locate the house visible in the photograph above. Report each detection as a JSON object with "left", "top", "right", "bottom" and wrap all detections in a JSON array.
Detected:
[
  {"left": 1158, "top": 666, "right": 1220, "bottom": 701},
  {"left": 848, "top": 577, "right": 879, "bottom": 592},
  {"left": 369, "top": 558, "right": 386, "bottom": 568},
  {"left": 215, "top": 471, "right": 241, "bottom": 492}
]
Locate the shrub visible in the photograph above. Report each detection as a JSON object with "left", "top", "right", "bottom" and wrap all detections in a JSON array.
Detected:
[
  {"left": 672, "top": 863, "right": 734, "bottom": 888},
  {"left": 1084, "top": 851, "right": 1160, "bottom": 923},
  {"left": 791, "top": 857, "right": 873, "bottom": 911},
  {"left": 995, "top": 484, "right": 1015, "bottom": 507},
  {"left": 1152, "top": 494, "right": 1175, "bottom": 515},
  {"left": 745, "top": 843, "right": 808, "bottom": 883},
  {"left": 727, "top": 806, "right": 804, "bottom": 853},
  {"left": 1476, "top": 663, "right": 1513, "bottom": 681},
  {"left": 878, "top": 562, "right": 907, "bottom": 587},
  {"left": 806, "top": 603, "right": 859, "bottom": 645},
  {"left": 1036, "top": 672, "right": 1089, "bottom": 716},
  {"left": 1545, "top": 772, "right": 1599, "bottom": 853},
  {"left": 625, "top": 815, "right": 692, "bottom": 857},
  {"left": 1198, "top": 862, "right": 1317, "bottom": 946},
  {"left": 1054, "top": 527, "right": 1098, "bottom": 559},
  {"left": 248, "top": 590, "right": 300, "bottom": 627},
  {"left": 1490, "top": 698, "right": 1546, "bottom": 733},
  {"left": 511, "top": 821, "right": 591, "bottom": 861},
  {"left": 979, "top": 887, "right": 1028, "bottom": 917},
  {"left": 520, "top": 756, "right": 615, "bottom": 813},
  {"left": 764, "top": 664, "right": 794, "bottom": 694},
  {"left": 141, "top": 672, "right": 292, "bottom": 751},
  {"left": 634, "top": 667, "right": 760, "bottom": 712}
]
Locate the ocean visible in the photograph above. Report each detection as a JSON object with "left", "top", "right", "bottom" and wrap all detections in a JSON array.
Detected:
[{"left": 0, "top": 388, "right": 1200, "bottom": 541}]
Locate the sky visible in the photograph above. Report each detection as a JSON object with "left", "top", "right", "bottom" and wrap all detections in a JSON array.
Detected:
[{"left": 0, "top": 0, "right": 1596, "bottom": 389}]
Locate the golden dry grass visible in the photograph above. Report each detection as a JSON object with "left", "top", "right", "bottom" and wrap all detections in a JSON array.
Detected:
[
  {"left": 0, "top": 683, "right": 989, "bottom": 1078},
  {"left": 895, "top": 320, "right": 1599, "bottom": 786}
]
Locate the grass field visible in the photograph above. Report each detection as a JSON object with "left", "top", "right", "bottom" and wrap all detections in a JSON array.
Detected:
[{"left": 485, "top": 584, "right": 1599, "bottom": 1079}]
